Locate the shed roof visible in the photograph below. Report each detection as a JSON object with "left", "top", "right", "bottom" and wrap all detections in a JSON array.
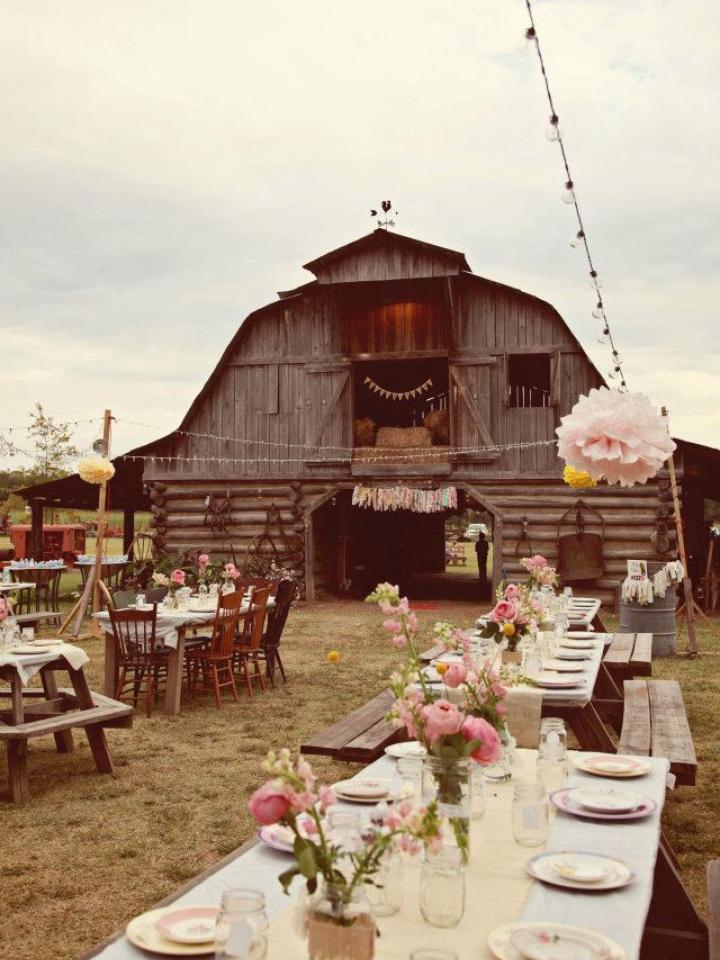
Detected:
[{"left": 16, "top": 456, "right": 150, "bottom": 510}]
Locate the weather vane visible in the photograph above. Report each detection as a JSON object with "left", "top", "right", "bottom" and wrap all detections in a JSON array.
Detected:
[{"left": 370, "top": 200, "right": 397, "bottom": 230}]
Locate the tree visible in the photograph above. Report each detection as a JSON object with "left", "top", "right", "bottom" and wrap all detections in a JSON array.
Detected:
[{"left": 25, "top": 403, "right": 79, "bottom": 480}]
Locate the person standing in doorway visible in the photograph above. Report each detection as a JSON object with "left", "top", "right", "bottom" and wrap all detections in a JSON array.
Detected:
[{"left": 475, "top": 532, "right": 489, "bottom": 590}]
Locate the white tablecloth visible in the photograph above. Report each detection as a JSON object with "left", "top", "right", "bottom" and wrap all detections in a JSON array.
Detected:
[
  {"left": 0, "top": 643, "right": 90, "bottom": 685},
  {"left": 90, "top": 748, "right": 667, "bottom": 960},
  {"left": 0, "top": 582, "right": 36, "bottom": 594}
]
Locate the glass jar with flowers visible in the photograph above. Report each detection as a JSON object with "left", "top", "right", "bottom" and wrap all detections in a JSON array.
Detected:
[
  {"left": 247, "top": 750, "right": 443, "bottom": 960},
  {"left": 477, "top": 583, "right": 537, "bottom": 665},
  {"left": 367, "top": 585, "right": 503, "bottom": 863},
  {"left": 0, "top": 595, "right": 17, "bottom": 651}
]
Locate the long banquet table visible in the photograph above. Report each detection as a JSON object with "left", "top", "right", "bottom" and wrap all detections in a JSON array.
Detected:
[{"left": 83, "top": 748, "right": 670, "bottom": 960}]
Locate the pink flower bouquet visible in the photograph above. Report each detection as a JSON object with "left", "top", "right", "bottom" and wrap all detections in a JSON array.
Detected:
[
  {"left": 248, "top": 750, "right": 442, "bottom": 908},
  {"left": 520, "top": 554, "right": 558, "bottom": 589},
  {"left": 478, "top": 583, "right": 533, "bottom": 651}
]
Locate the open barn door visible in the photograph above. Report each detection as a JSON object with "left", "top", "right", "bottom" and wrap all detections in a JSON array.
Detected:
[
  {"left": 305, "top": 361, "right": 352, "bottom": 465},
  {"left": 449, "top": 361, "right": 501, "bottom": 463}
]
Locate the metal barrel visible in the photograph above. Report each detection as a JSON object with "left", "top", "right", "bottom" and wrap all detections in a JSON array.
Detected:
[{"left": 619, "top": 561, "right": 676, "bottom": 656}]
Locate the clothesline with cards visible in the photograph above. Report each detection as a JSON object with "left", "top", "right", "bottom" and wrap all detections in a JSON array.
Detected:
[{"left": 621, "top": 559, "right": 685, "bottom": 605}]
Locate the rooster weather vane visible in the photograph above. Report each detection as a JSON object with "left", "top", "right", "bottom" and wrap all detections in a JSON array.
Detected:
[{"left": 370, "top": 199, "right": 397, "bottom": 230}]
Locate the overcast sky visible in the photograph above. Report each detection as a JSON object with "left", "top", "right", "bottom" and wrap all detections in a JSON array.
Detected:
[{"left": 1, "top": 0, "right": 718, "bottom": 470}]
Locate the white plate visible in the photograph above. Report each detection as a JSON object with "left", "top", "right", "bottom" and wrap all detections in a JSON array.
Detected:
[
  {"left": 527, "top": 850, "right": 635, "bottom": 891},
  {"left": 333, "top": 778, "right": 390, "bottom": 802},
  {"left": 126, "top": 908, "right": 214, "bottom": 955},
  {"left": 534, "top": 674, "right": 585, "bottom": 689},
  {"left": 573, "top": 754, "right": 651, "bottom": 779},
  {"left": 155, "top": 906, "right": 218, "bottom": 945},
  {"left": 542, "top": 659, "right": 585, "bottom": 673},
  {"left": 557, "top": 639, "right": 595, "bottom": 650},
  {"left": 488, "top": 922, "right": 626, "bottom": 960},
  {"left": 333, "top": 779, "right": 413, "bottom": 804},
  {"left": 511, "top": 925, "right": 613, "bottom": 960},
  {"left": 552, "top": 650, "right": 592, "bottom": 661},
  {"left": 10, "top": 645, "right": 53, "bottom": 655},
  {"left": 572, "top": 787, "right": 645, "bottom": 813},
  {"left": 384, "top": 741, "right": 427, "bottom": 759}
]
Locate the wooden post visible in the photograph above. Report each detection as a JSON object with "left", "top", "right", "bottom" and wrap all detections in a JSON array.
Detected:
[
  {"left": 304, "top": 510, "right": 315, "bottom": 602},
  {"left": 92, "top": 410, "right": 113, "bottom": 614},
  {"left": 30, "top": 498, "right": 44, "bottom": 560},
  {"left": 122, "top": 507, "right": 135, "bottom": 556},
  {"left": 662, "top": 407, "right": 698, "bottom": 655}
]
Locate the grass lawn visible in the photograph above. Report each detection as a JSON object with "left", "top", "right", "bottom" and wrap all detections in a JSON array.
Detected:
[{"left": 1, "top": 596, "right": 718, "bottom": 960}]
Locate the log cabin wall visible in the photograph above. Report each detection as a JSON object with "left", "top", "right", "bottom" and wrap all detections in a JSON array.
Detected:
[{"left": 138, "top": 229, "right": 673, "bottom": 606}]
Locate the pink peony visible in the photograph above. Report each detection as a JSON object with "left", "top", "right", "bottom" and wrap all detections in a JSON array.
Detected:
[
  {"left": 248, "top": 781, "right": 291, "bottom": 825},
  {"left": 504, "top": 584, "right": 521, "bottom": 600},
  {"left": 422, "top": 699, "right": 463, "bottom": 745},
  {"left": 443, "top": 662, "right": 468, "bottom": 689},
  {"left": 198, "top": 553, "right": 209, "bottom": 569},
  {"left": 492, "top": 599, "right": 518, "bottom": 623},
  {"left": 461, "top": 716, "right": 502, "bottom": 765},
  {"left": 556, "top": 387, "right": 676, "bottom": 487},
  {"left": 0, "top": 596, "right": 9, "bottom": 622},
  {"left": 170, "top": 569, "right": 186, "bottom": 586}
]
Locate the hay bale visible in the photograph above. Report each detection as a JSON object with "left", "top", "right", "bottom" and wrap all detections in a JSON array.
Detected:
[
  {"left": 375, "top": 426, "right": 432, "bottom": 449},
  {"left": 353, "top": 418, "right": 376, "bottom": 447},
  {"left": 424, "top": 409, "right": 450, "bottom": 445}
]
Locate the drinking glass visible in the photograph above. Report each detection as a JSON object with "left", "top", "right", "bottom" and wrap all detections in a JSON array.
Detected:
[
  {"left": 419, "top": 848, "right": 465, "bottom": 928},
  {"left": 21, "top": 627, "right": 35, "bottom": 644},
  {"left": 539, "top": 717, "right": 567, "bottom": 760},
  {"left": 366, "top": 849, "right": 403, "bottom": 916},
  {"left": 397, "top": 755, "right": 423, "bottom": 803},
  {"left": 512, "top": 783, "right": 548, "bottom": 847},
  {"left": 215, "top": 888, "right": 268, "bottom": 959}
]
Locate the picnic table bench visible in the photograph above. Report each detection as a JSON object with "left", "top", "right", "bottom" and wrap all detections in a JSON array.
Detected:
[
  {"left": 619, "top": 678, "right": 697, "bottom": 786},
  {"left": 603, "top": 632, "right": 653, "bottom": 680},
  {"left": 0, "top": 655, "right": 133, "bottom": 804},
  {"left": 300, "top": 689, "right": 403, "bottom": 762}
]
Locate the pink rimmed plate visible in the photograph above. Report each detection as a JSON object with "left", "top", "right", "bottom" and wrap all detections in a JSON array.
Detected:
[{"left": 551, "top": 787, "right": 656, "bottom": 821}]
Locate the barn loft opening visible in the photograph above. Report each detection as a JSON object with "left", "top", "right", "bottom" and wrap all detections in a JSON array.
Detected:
[
  {"left": 352, "top": 357, "right": 449, "bottom": 447},
  {"left": 507, "top": 353, "right": 551, "bottom": 407}
]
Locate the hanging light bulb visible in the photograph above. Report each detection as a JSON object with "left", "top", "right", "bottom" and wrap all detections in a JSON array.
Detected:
[
  {"left": 546, "top": 114, "right": 560, "bottom": 141},
  {"left": 591, "top": 301, "right": 604, "bottom": 319},
  {"left": 602, "top": 326, "right": 610, "bottom": 337},
  {"left": 607, "top": 370, "right": 617, "bottom": 380},
  {"left": 561, "top": 180, "right": 575, "bottom": 204},
  {"left": 570, "top": 229, "right": 585, "bottom": 248}
]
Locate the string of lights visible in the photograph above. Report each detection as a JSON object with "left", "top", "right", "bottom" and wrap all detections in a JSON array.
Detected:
[{"left": 523, "top": 0, "right": 627, "bottom": 389}]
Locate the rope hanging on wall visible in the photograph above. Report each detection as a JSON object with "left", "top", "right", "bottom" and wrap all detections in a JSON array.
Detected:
[
  {"left": 363, "top": 376, "right": 433, "bottom": 402},
  {"left": 352, "top": 484, "right": 457, "bottom": 513}
]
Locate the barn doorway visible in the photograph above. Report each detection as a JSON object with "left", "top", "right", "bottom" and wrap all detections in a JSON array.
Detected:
[{"left": 335, "top": 487, "right": 496, "bottom": 601}]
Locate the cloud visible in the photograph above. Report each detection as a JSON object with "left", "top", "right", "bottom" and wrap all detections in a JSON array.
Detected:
[{"left": 0, "top": 0, "right": 718, "bottom": 470}]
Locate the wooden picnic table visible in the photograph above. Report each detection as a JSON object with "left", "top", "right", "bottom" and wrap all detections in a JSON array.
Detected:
[
  {"left": 0, "top": 646, "right": 132, "bottom": 804},
  {"left": 300, "top": 690, "right": 401, "bottom": 762},
  {"left": 79, "top": 748, "right": 707, "bottom": 960}
]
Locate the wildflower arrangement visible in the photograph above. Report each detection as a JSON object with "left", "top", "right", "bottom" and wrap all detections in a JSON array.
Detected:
[
  {"left": 478, "top": 582, "right": 535, "bottom": 651},
  {"left": 248, "top": 750, "right": 442, "bottom": 910},
  {"left": 520, "top": 554, "right": 558, "bottom": 589}
]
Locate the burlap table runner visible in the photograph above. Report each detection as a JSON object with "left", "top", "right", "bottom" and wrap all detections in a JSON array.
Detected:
[{"left": 265, "top": 750, "right": 542, "bottom": 959}]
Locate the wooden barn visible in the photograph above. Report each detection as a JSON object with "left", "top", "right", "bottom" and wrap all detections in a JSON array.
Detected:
[{"left": 115, "top": 227, "right": 693, "bottom": 608}]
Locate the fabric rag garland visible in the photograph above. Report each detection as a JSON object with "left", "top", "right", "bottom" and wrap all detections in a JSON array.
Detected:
[
  {"left": 621, "top": 560, "right": 684, "bottom": 605},
  {"left": 363, "top": 376, "right": 433, "bottom": 402},
  {"left": 352, "top": 485, "right": 457, "bottom": 513}
]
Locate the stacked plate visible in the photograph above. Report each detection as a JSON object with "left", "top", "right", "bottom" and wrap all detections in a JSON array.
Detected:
[
  {"left": 332, "top": 777, "right": 411, "bottom": 804},
  {"left": 551, "top": 785, "right": 655, "bottom": 821},
  {"left": 126, "top": 906, "right": 218, "bottom": 955},
  {"left": 573, "top": 754, "right": 651, "bottom": 778},
  {"left": 488, "top": 921, "right": 626, "bottom": 959},
  {"left": 534, "top": 673, "right": 586, "bottom": 689},
  {"left": 526, "top": 850, "right": 635, "bottom": 891},
  {"left": 385, "top": 741, "right": 426, "bottom": 759}
]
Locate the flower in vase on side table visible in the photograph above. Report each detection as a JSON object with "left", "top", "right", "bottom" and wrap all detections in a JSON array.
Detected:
[{"left": 248, "top": 749, "right": 443, "bottom": 960}]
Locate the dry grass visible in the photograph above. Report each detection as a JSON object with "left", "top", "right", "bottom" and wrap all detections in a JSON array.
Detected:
[{"left": 1, "top": 599, "right": 718, "bottom": 960}]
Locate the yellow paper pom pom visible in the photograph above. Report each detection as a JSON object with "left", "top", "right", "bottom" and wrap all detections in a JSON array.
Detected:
[
  {"left": 563, "top": 465, "right": 597, "bottom": 489},
  {"left": 78, "top": 456, "right": 116, "bottom": 484},
  {"left": 326, "top": 650, "right": 340, "bottom": 664}
]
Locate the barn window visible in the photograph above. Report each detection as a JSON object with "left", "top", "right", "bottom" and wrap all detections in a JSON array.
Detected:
[{"left": 507, "top": 354, "right": 552, "bottom": 408}]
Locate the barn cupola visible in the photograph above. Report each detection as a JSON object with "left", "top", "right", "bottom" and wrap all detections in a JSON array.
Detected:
[{"left": 302, "top": 229, "right": 471, "bottom": 284}]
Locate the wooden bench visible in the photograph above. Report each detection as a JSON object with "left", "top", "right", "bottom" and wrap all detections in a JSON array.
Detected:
[
  {"left": 618, "top": 679, "right": 697, "bottom": 786},
  {"left": 300, "top": 690, "right": 403, "bottom": 763},
  {"left": 603, "top": 632, "right": 653, "bottom": 681},
  {"left": 0, "top": 669, "right": 133, "bottom": 804}
]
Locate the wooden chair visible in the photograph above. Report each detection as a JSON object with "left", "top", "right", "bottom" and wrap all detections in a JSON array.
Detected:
[
  {"left": 186, "top": 591, "right": 243, "bottom": 708},
  {"left": 234, "top": 586, "right": 271, "bottom": 697},
  {"left": 129, "top": 532, "right": 155, "bottom": 563},
  {"left": 259, "top": 578, "right": 295, "bottom": 685},
  {"left": 98, "top": 581, "right": 135, "bottom": 611},
  {"left": 108, "top": 607, "right": 169, "bottom": 717},
  {"left": 10, "top": 568, "right": 62, "bottom": 628}
]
